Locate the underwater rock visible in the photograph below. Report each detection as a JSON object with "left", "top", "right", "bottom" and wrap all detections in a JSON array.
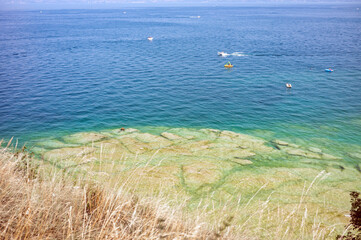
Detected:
[
  {"left": 209, "top": 129, "right": 221, "bottom": 133},
  {"left": 231, "top": 159, "right": 253, "bottom": 165},
  {"left": 183, "top": 162, "right": 221, "bottom": 185},
  {"left": 321, "top": 153, "right": 342, "bottom": 160},
  {"left": 120, "top": 165, "right": 180, "bottom": 192},
  {"left": 219, "top": 131, "right": 272, "bottom": 153},
  {"left": 285, "top": 148, "right": 321, "bottom": 159},
  {"left": 251, "top": 144, "right": 274, "bottom": 153},
  {"left": 284, "top": 146, "right": 341, "bottom": 160},
  {"left": 198, "top": 129, "right": 220, "bottom": 140},
  {"left": 197, "top": 148, "right": 255, "bottom": 160},
  {"left": 155, "top": 145, "right": 192, "bottom": 157},
  {"left": 308, "top": 147, "right": 322, "bottom": 153},
  {"left": 161, "top": 132, "right": 182, "bottom": 140},
  {"left": 122, "top": 133, "right": 172, "bottom": 149},
  {"left": 272, "top": 139, "right": 289, "bottom": 146},
  {"left": 44, "top": 147, "right": 95, "bottom": 161},
  {"left": 134, "top": 133, "right": 169, "bottom": 143},
  {"left": 349, "top": 152, "right": 361, "bottom": 160},
  {"left": 92, "top": 139, "right": 124, "bottom": 148},
  {"left": 182, "top": 140, "right": 211, "bottom": 152},
  {"left": 62, "top": 132, "right": 107, "bottom": 145},
  {"left": 117, "top": 137, "right": 151, "bottom": 154},
  {"left": 219, "top": 130, "right": 246, "bottom": 141},
  {"left": 92, "top": 139, "right": 131, "bottom": 159},
  {"left": 286, "top": 148, "right": 306, "bottom": 157},
  {"left": 39, "top": 127, "right": 278, "bottom": 166},
  {"left": 289, "top": 143, "right": 300, "bottom": 148},
  {"left": 35, "top": 139, "right": 78, "bottom": 149},
  {"left": 208, "top": 142, "right": 240, "bottom": 149}
]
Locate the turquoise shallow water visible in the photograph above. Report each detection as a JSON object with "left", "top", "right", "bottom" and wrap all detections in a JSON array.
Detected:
[{"left": 0, "top": 6, "right": 361, "bottom": 157}]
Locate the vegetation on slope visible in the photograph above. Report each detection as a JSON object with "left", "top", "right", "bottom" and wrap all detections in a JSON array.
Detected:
[{"left": 0, "top": 143, "right": 225, "bottom": 239}]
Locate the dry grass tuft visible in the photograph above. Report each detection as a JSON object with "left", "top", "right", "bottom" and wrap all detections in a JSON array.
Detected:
[{"left": 0, "top": 143, "right": 220, "bottom": 240}]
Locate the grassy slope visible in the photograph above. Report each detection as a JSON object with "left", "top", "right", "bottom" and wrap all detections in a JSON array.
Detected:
[{"left": 0, "top": 145, "right": 227, "bottom": 239}]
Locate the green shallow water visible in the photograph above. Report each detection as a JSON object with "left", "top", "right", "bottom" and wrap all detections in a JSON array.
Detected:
[{"left": 27, "top": 125, "right": 361, "bottom": 168}]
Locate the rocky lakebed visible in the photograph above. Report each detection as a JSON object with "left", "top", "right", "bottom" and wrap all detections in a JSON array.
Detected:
[{"left": 29, "top": 127, "right": 361, "bottom": 233}]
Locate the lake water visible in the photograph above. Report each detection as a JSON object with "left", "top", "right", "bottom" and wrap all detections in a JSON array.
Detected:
[{"left": 0, "top": 5, "right": 361, "bottom": 161}]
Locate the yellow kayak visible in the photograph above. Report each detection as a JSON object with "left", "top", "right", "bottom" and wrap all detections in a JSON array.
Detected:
[{"left": 224, "top": 61, "right": 233, "bottom": 68}]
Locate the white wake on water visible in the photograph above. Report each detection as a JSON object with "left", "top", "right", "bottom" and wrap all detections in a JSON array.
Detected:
[
  {"left": 218, "top": 52, "right": 247, "bottom": 57},
  {"left": 231, "top": 52, "right": 247, "bottom": 57}
]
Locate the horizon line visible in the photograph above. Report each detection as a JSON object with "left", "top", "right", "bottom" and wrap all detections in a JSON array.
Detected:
[{"left": 1, "top": 1, "right": 360, "bottom": 11}]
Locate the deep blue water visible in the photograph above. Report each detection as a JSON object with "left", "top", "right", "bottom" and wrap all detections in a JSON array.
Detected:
[{"left": 0, "top": 6, "right": 361, "bottom": 149}]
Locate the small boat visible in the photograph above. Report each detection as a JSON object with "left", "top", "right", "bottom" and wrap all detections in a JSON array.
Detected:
[
  {"left": 224, "top": 61, "right": 233, "bottom": 68},
  {"left": 286, "top": 83, "right": 292, "bottom": 88},
  {"left": 218, "top": 52, "right": 228, "bottom": 57},
  {"left": 325, "top": 68, "right": 334, "bottom": 72},
  {"left": 147, "top": 37, "right": 153, "bottom": 41}
]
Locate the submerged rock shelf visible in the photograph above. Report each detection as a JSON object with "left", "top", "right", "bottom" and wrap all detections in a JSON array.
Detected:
[
  {"left": 34, "top": 127, "right": 344, "bottom": 163},
  {"left": 30, "top": 127, "right": 361, "bottom": 234}
]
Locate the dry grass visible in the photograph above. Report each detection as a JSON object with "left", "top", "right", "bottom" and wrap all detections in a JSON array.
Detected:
[{"left": 0, "top": 143, "right": 224, "bottom": 240}]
